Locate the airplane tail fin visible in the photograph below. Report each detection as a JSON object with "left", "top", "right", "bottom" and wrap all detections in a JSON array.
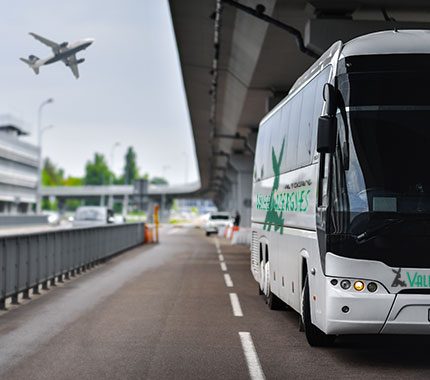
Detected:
[{"left": 20, "top": 55, "right": 40, "bottom": 74}]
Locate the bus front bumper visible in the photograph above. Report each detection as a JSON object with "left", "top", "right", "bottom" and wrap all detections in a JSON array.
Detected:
[
  {"left": 324, "top": 285, "right": 430, "bottom": 335},
  {"left": 380, "top": 294, "right": 430, "bottom": 334},
  {"left": 324, "top": 283, "right": 394, "bottom": 335},
  {"left": 322, "top": 253, "right": 430, "bottom": 334}
]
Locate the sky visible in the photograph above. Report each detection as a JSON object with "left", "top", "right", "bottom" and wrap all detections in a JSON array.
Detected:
[{"left": 0, "top": 0, "right": 199, "bottom": 186}]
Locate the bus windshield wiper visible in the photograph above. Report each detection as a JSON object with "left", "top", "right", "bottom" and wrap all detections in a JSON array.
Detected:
[{"left": 356, "top": 218, "right": 404, "bottom": 244}]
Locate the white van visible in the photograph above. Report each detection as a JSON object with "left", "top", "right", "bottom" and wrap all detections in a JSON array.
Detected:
[
  {"left": 204, "top": 212, "right": 231, "bottom": 236},
  {"left": 73, "top": 206, "right": 114, "bottom": 227}
]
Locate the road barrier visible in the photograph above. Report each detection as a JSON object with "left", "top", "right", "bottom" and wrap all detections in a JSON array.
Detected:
[{"left": 0, "top": 223, "right": 145, "bottom": 309}]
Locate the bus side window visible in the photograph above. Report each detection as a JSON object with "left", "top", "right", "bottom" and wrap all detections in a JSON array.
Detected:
[
  {"left": 297, "top": 79, "right": 317, "bottom": 167},
  {"left": 285, "top": 93, "right": 303, "bottom": 171},
  {"left": 255, "top": 124, "right": 268, "bottom": 181},
  {"left": 280, "top": 102, "right": 291, "bottom": 174},
  {"left": 267, "top": 109, "right": 284, "bottom": 176}
]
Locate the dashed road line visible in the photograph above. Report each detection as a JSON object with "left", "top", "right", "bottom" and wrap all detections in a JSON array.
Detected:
[
  {"left": 224, "top": 273, "right": 234, "bottom": 287},
  {"left": 214, "top": 234, "right": 262, "bottom": 379},
  {"left": 214, "top": 238, "right": 220, "bottom": 251},
  {"left": 229, "top": 293, "right": 243, "bottom": 317},
  {"left": 239, "top": 332, "right": 266, "bottom": 380}
]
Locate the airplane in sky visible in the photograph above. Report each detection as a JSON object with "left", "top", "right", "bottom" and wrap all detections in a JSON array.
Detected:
[{"left": 20, "top": 33, "right": 94, "bottom": 79}]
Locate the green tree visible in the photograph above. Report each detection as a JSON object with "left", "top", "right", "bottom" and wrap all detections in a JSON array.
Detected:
[
  {"left": 63, "top": 176, "right": 83, "bottom": 186},
  {"left": 84, "top": 153, "right": 112, "bottom": 185},
  {"left": 123, "top": 147, "right": 139, "bottom": 184},
  {"left": 42, "top": 158, "right": 64, "bottom": 186},
  {"left": 64, "top": 199, "right": 81, "bottom": 211}
]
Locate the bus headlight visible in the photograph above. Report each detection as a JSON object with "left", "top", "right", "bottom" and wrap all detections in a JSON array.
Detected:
[
  {"left": 340, "top": 279, "right": 351, "bottom": 290},
  {"left": 367, "top": 282, "right": 378, "bottom": 292},
  {"left": 353, "top": 280, "right": 365, "bottom": 291}
]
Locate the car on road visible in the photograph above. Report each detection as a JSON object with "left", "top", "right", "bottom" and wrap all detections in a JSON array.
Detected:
[
  {"left": 73, "top": 206, "right": 114, "bottom": 227},
  {"left": 204, "top": 212, "right": 231, "bottom": 236}
]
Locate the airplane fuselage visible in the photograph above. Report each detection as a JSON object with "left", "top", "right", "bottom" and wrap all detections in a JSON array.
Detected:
[
  {"left": 36, "top": 38, "right": 94, "bottom": 67},
  {"left": 21, "top": 33, "right": 94, "bottom": 78}
]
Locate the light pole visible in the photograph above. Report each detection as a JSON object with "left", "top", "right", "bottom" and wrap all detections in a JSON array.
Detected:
[
  {"left": 161, "top": 165, "right": 171, "bottom": 222},
  {"left": 108, "top": 142, "right": 120, "bottom": 209},
  {"left": 36, "top": 98, "right": 54, "bottom": 214}
]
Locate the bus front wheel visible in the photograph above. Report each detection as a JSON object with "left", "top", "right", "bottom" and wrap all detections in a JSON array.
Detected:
[{"left": 301, "top": 276, "right": 335, "bottom": 347}]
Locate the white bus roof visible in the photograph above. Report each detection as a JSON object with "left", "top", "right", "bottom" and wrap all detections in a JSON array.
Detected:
[
  {"left": 260, "top": 29, "right": 430, "bottom": 127},
  {"left": 341, "top": 29, "right": 430, "bottom": 58}
]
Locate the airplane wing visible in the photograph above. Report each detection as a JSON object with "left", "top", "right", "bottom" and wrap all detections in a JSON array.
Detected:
[
  {"left": 29, "top": 32, "right": 60, "bottom": 54},
  {"left": 63, "top": 54, "right": 80, "bottom": 79}
]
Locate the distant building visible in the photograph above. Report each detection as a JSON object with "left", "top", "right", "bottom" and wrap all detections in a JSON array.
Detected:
[
  {"left": 0, "top": 115, "right": 39, "bottom": 214},
  {"left": 175, "top": 198, "right": 217, "bottom": 214}
]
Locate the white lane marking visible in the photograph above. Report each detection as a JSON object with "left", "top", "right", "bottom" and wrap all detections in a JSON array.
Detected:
[
  {"left": 214, "top": 238, "right": 220, "bottom": 251},
  {"left": 224, "top": 273, "right": 233, "bottom": 287},
  {"left": 218, "top": 254, "right": 224, "bottom": 262},
  {"left": 220, "top": 261, "right": 227, "bottom": 272},
  {"left": 239, "top": 332, "right": 266, "bottom": 380},
  {"left": 229, "top": 293, "right": 243, "bottom": 317}
]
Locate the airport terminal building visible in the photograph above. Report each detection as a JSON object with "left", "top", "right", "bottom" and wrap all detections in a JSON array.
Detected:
[{"left": 0, "top": 115, "right": 39, "bottom": 214}]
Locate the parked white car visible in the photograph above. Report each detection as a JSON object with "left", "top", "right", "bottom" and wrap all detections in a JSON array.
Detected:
[
  {"left": 204, "top": 212, "right": 231, "bottom": 236},
  {"left": 73, "top": 206, "right": 114, "bottom": 228}
]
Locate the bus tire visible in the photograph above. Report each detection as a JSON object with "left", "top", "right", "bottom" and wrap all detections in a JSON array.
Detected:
[{"left": 302, "top": 276, "right": 335, "bottom": 347}]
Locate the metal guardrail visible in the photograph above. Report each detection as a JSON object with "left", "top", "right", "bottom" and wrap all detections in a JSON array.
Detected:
[
  {"left": 0, "top": 223, "right": 145, "bottom": 309},
  {"left": 0, "top": 215, "right": 48, "bottom": 226}
]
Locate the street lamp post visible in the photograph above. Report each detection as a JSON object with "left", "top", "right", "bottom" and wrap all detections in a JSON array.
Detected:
[
  {"left": 108, "top": 142, "right": 120, "bottom": 209},
  {"left": 161, "top": 165, "right": 171, "bottom": 222},
  {"left": 36, "top": 98, "right": 54, "bottom": 214}
]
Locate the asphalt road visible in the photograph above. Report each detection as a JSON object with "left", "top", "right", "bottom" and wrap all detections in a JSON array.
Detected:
[{"left": 1, "top": 226, "right": 430, "bottom": 379}]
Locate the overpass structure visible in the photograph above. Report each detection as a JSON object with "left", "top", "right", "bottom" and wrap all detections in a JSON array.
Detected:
[
  {"left": 169, "top": 0, "right": 430, "bottom": 226},
  {"left": 42, "top": 181, "right": 200, "bottom": 214}
]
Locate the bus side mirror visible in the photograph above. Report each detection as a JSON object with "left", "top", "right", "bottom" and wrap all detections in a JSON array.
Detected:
[
  {"left": 323, "top": 83, "right": 337, "bottom": 116},
  {"left": 317, "top": 115, "right": 337, "bottom": 154}
]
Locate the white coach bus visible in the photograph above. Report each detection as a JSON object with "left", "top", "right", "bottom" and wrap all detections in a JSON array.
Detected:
[{"left": 251, "top": 30, "right": 430, "bottom": 346}]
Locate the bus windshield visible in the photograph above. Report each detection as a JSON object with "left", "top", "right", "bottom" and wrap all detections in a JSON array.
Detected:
[
  {"left": 344, "top": 110, "right": 430, "bottom": 217},
  {"left": 328, "top": 55, "right": 430, "bottom": 267}
]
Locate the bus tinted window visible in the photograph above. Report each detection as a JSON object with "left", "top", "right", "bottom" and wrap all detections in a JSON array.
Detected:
[
  {"left": 254, "top": 124, "right": 267, "bottom": 181},
  {"left": 265, "top": 110, "right": 282, "bottom": 179},
  {"left": 285, "top": 93, "right": 302, "bottom": 171},
  {"left": 254, "top": 66, "right": 331, "bottom": 181},
  {"left": 297, "top": 78, "right": 317, "bottom": 167},
  {"left": 279, "top": 102, "right": 291, "bottom": 174}
]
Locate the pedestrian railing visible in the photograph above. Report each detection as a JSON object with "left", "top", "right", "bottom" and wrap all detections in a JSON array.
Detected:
[{"left": 0, "top": 223, "right": 144, "bottom": 309}]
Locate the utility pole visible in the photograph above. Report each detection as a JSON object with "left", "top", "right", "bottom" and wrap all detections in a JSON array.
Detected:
[{"left": 36, "top": 98, "right": 54, "bottom": 214}]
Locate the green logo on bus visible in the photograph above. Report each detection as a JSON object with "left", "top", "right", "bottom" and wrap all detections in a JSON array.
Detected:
[
  {"left": 258, "top": 139, "right": 312, "bottom": 234},
  {"left": 262, "top": 139, "right": 285, "bottom": 234},
  {"left": 391, "top": 268, "right": 430, "bottom": 288}
]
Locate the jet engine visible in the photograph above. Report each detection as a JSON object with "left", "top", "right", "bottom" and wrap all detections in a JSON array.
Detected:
[{"left": 76, "top": 58, "right": 85, "bottom": 64}]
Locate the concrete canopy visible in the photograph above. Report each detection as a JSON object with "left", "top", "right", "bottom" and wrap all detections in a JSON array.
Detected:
[{"left": 169, "top": 0, "right": 430, "bottom": 202}]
